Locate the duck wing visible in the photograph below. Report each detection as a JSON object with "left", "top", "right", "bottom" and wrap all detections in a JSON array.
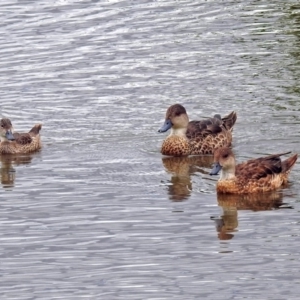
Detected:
[
  {"left": 236, "top": 152, "right": 292, "bottom": 180},
  {"left": 186, "top": 111, "right": 237, "bottom": 139},
  {"left": 12, "top": 124, "right": 42, "bottom": 145},
  {"left": 13, "top": 132, "right": 33, "bottom": 145},
  {"left": 186, "top": 117, "right": 223, "bottom": 139},
  {"left": 221, "top": 111, "right": 237, "bottom": 131}
]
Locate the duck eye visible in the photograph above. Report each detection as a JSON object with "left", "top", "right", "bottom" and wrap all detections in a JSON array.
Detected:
[
  {"left": 223, "top": 154, "right": 229, "bottom": 158},
  {"left": 175, "top": 112, "right": 180, "bottom": 116}
]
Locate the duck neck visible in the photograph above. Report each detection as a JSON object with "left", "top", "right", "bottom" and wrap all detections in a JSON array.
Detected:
[
  {"left": 220, "top": 167, "right": 236, "bottom": 180},
  {"left": 170, "top": 127, "right": 187, "bottom": 138},
  {"left": 0, "top": 136, "right": 8, "bottom": 142}
]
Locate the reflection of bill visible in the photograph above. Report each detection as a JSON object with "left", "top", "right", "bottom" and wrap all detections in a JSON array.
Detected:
[
  {"left": 161, "top": 155, "right": 214, "bottom": 201},
  {"left": 0, "top": 154, "right": 33, "bottom": 189},
  {"left": 211, "top": 212, "right": 236, "bottom": 241}
]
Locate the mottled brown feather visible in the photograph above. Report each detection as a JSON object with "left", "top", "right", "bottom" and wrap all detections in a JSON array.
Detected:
[
  {"left": 29, "top": 124, "right": 42, "bottom": 135},
  {"left": 159, "top": 104, "right": 237, "bottom": 156},
  {"left": 186, "top": 111, "right": 237, "bottom": 139},
  {"left": 212, "top": 147, "right": 298, "bottom": 194},
  {"left": 0, "top": 119, "right": 42, "bottom": 154},
  {"left": 13, "top": 133, "right": 33, "bottom": 145},
  {"left": 186, "top": 119, "right": 222, "bottom": 139}
]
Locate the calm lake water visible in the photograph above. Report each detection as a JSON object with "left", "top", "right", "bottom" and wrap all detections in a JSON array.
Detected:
[{"left": 0, "top": 0, "right": 300, "bottom": 299}]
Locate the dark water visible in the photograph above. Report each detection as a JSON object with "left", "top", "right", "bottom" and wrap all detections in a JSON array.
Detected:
[{"left": 0, "top": 1, "right": 300, "bottom": 299}]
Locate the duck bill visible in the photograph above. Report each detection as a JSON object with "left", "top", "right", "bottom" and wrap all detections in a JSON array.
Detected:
[
  {"left": 5, "top": 130, "right": 15, "bottom": 141},
  {"left": 158, "top": 119, "right": 172, "bottom": 133},
  {"left": 210, "top": 162, "right": 222, "bottom": 175}
]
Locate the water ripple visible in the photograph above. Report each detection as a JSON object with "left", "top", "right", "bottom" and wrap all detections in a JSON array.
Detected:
[{"left": 0, "top": 0, "right": 300, "bottom": 299}]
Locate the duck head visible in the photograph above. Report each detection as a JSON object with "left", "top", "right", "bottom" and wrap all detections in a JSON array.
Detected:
[
  {"left": 158, "top": 104, "right": 189, "bottom": 135},
  {"left": 210, "top": 147, "right": 236, "bottom": 179},
  {"left": 0, "top": 118, "right": 15, "bottom": 142}
]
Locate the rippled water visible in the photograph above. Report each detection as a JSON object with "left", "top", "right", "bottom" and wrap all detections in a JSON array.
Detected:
[{"left": 0, "top": 0, "right": 300, "bottom": 299}]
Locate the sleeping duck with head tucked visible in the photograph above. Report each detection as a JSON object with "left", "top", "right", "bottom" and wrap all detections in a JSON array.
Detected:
[
  {"left": 0, "top": 118, "right": 42, "bottom": 154},
  {"left": 158, "top": 104, "right": 237, "bottom": 156},
  {"left": 210, "top": 147, "right": 298, "bottom": 194}
]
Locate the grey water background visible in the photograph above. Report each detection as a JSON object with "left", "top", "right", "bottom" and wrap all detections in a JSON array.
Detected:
[{"left": 0, "top": 0, "right": 300, "bottom": 299}]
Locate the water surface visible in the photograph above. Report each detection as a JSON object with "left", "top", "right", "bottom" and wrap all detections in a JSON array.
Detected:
[{"left": 0, "top": 1, "right": 300, "bottom": 299}]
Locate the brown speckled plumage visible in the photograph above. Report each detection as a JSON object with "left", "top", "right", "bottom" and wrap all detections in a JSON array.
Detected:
[
  {"left": 158, "top": 104, "right": 237, "bottom": 156},
  {"left": 212, "top": 147, "right": 298, "bottom": 194},
  {"left": 160, "top": 136, "right": 190, "bottom": 156},
  {"left": 0, "top": 118, "right": 42, "bottom": 154}
]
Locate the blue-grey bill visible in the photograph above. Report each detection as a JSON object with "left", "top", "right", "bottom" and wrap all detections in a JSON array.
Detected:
[
  {"left": 6, "top": 130, "right": 15, "bottom": 141},
  {"left": 210, "top": 162, "right": 222, "bottom": 175},
  {"left": 158, "top": 119, "right": 172, "bottom": 133}
]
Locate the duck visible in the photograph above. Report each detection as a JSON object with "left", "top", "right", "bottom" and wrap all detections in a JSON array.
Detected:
[
  {"left": 158, "top": 104, "right": 237, "bottom": 156},
  {"left": 210, "top": 147, "right": 298, "bottom": 194},
  {"left": 0, "top": 118, "right": 42, "bottom": 154}
]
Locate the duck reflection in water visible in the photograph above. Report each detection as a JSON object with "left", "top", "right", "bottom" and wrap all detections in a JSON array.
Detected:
[
  {"left": 211, "top": 191, "right": 291, "bottom": 240},
  {"left": 0, "top": 154, "right": 33, "bottom": 188},
  {"left": 162, "top": 155, "right": 214, "bottom": 201}
]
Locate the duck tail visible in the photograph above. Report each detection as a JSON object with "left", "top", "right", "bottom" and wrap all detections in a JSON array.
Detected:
[
  {"left": 282, "top": 153, "right": 298, "bottom": 173},
  {"left": 29, "top": 124, "right": 42, "bottom": 135},
  {"left": 222, "top": 111, "right": 237, "bottom": 130}
]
